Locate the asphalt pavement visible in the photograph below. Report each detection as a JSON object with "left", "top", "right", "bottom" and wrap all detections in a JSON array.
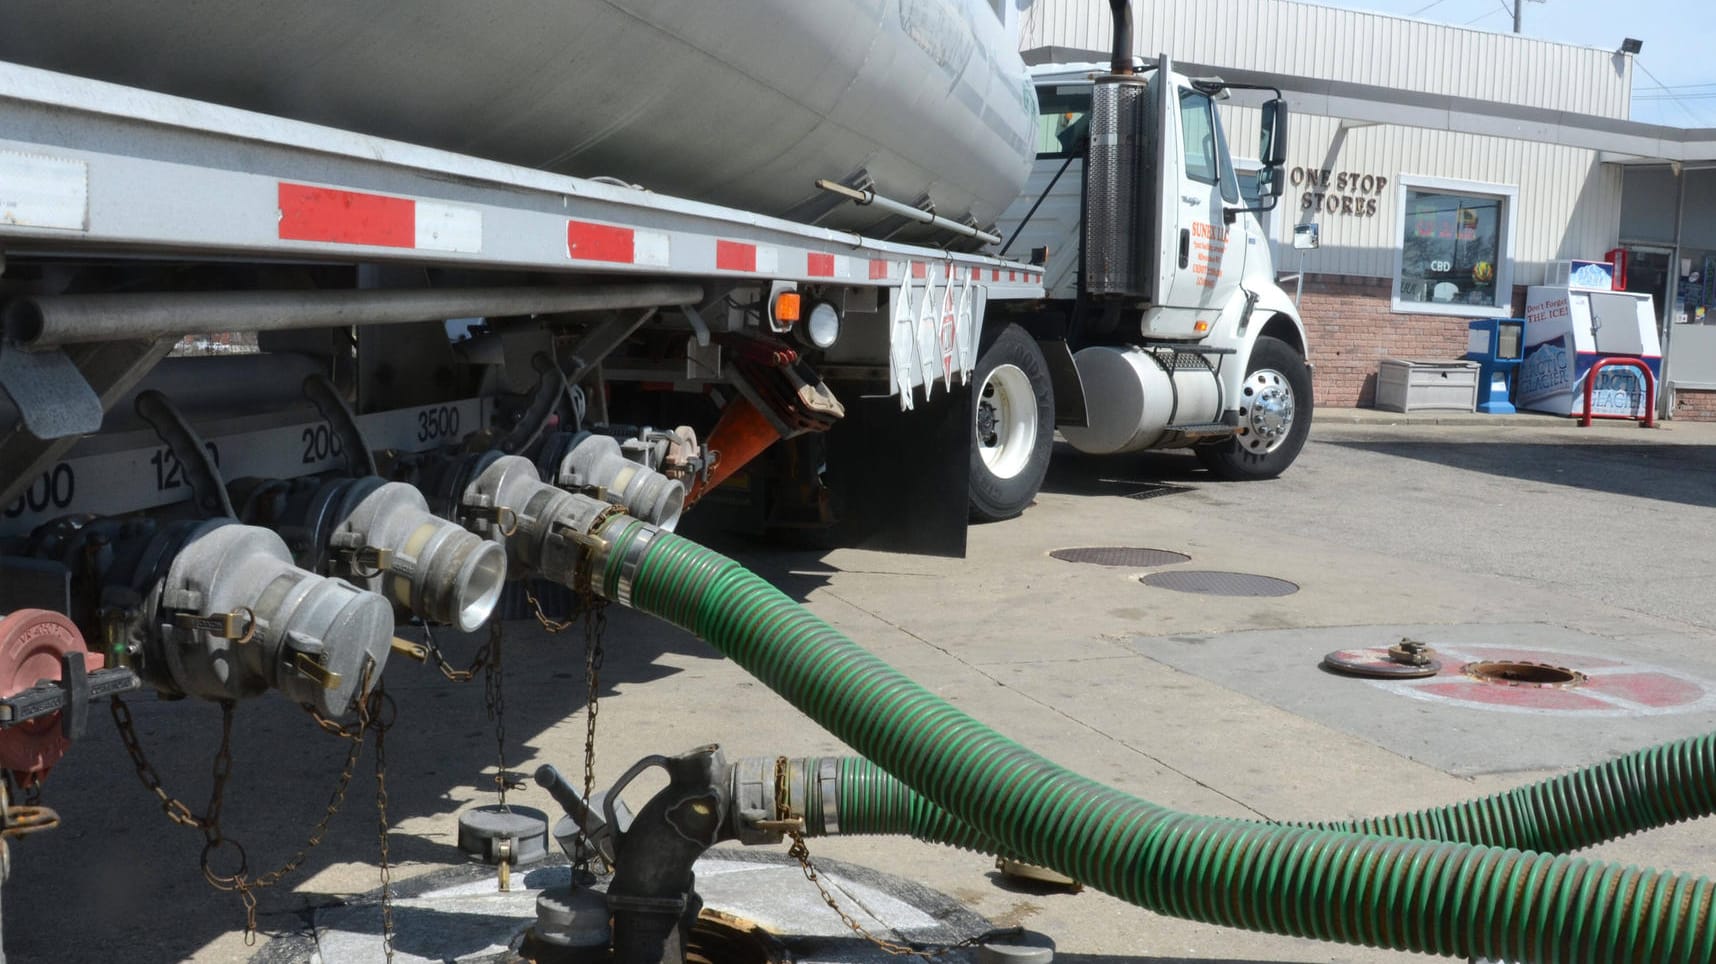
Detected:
[{"left": 8, "top": 409, "right": 1716, "bottom": 964}]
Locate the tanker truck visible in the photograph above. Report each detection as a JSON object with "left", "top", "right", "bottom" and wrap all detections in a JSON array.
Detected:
[{"left": 0, "top": 0, "right": 1309, "bottom": 958}]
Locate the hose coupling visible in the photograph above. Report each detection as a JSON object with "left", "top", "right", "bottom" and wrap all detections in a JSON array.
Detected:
[
  {"left": 331, "top": 481, "right": 507, "bottom": 632},
  {"left": 145, "top": 523, "right": 393, "bottom": 716},
  {"left": 556, "top": 434, "right": 687, "bottom": 531},
  {"left": 729, "top": 756, "right": 841, "bottom": 845}
]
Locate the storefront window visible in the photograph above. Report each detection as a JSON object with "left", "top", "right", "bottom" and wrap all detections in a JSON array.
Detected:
[{"left": 1393, "top": 179, "right": 1516, "bottom": 316}]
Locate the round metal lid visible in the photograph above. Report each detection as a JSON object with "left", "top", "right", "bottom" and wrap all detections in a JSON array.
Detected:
[
  {"left": 1140, "top": 570, "right": 1299, "bottom": 597},
  {"left": 1322, "top": 647, "right": 1444, "bottom": 679},
  {"left": 1050, "top": 547, "right": 1191, "bottom": 568},
  {"left": 457, "top": 804, "right": 551, "bottom": 866}
]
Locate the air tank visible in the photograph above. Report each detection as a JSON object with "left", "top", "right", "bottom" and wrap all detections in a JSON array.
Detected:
[{"left": 0, "top": 0, "right": 1037, "bottom": 247}]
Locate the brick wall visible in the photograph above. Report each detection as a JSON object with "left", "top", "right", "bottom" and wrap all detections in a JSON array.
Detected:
[
  {"left": 1672, "top": 388, "right": 1716, "bottom": 422},
  {"left": 1291, "top": 274, "right": 1527, "bottom": 408}
]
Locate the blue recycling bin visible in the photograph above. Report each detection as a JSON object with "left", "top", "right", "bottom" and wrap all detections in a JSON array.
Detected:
[{"left": 1465, "top": 318, "right": 1524, "bottom": 414}]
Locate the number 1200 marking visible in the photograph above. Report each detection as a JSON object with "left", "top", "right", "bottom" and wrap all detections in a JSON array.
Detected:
[{"left": 150, "top": 443, "right": 220, "bottom": 492}]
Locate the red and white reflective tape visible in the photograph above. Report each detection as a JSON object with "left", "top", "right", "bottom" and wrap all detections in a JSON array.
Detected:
[
  {"left": 270, "top": 183, "right": 1039, "bottom": 286},
  {"left": 714, "top": 240, "right": 778, "bottom": 273},
  {"left": 567, "top": 219, "right": 671, "bottom": 267},
  {"left": 277, "top": 183, "right": 482, "bottom": 253}
]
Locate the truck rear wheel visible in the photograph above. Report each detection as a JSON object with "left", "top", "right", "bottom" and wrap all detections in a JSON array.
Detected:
[
  {"left": 1196, "top": 335, "right": 1312, "bottom": 481},
  {"left": 970, "top": 324, "right": 1054, "bottom": 521}
]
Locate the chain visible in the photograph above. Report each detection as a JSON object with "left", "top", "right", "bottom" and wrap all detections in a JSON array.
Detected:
[
  {"left": 773, "top": 757, "right": 975, "bottom": 960},
  {"left": 527, "top": 589, "right": 574, "bottom": 634},
  {"left": 110, "top": 662, "right": 392, "bottom": 954},
  {"left": 572, "top": 588, "right": 608, "bottom": 872},
  {"left": 421, "top": 621, "right": 487, "bottom": 683},
  {"left": 111, "top": 695, "right": 202, "bottom": 829},
  {"left": 483, "top": 620, "right": 523, "bottom": 806},
  {"left": 373, "top": 679, "right": 394, "bottom": 963}
]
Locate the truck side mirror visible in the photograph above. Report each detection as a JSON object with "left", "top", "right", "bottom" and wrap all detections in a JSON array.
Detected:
[
  {"left": 1261, "top": 165, "right": 1285, "bottom": 199},
  {"left": 1260, "top": 99, "right": 1288, "bottom": 167}
]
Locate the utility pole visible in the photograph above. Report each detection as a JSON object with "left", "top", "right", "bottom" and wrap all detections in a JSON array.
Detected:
[{"left": 1512, "top": 1, "right": 1523, "bottom": 34}]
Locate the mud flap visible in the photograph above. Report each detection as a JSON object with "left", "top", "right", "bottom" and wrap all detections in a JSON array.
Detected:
[{"left": 822, "top": 385, "right": 970, "bottom": 557}]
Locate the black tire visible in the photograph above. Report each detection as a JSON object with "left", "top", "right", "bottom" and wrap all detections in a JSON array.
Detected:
[
  {"left": 969, "top": 323, "right": 1054, "bottom": 521},
  {"left": 1195, "top": 335, "right": 1312, "bottom": 481}
]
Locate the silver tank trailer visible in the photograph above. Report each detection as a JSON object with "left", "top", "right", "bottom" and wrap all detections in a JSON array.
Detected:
[{"left": 1, "top": 0, "right": 1037, "bottom": 246}]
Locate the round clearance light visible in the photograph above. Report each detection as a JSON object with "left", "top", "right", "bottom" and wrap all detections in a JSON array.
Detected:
[{"left": 802, "top": 301, "right": 841, "bottom": 349}]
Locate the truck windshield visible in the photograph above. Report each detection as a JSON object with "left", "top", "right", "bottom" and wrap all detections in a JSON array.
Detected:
[{"left": 1035, "top": 87, "right": 1092, "bottom": 158}]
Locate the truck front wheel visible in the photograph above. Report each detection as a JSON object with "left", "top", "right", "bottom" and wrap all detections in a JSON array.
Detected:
[
  {"left": 969, "top": 324, "right": 1054, "bottom": 521},
  {"left": 1196, "top": 335, "right": 1312, "bottom": 481}
]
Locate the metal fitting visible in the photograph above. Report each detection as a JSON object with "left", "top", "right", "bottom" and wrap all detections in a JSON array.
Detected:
[
  {"left": 331, "top": 481, "right": 507, "bottom": 632},
  {"left": 461, "top": 455, "right": 615, "bottom": 588},
  {"left": 729, "top": 756, "right": 842, "bottom": 844},
  {"left": 533, "top": 884, "right": 612, "bottom": 951},
  {"left": 145, "top": 524, "right": 393, "bottom": 717},
  {"left": 556, "top": 434, "right": 687, "bottom": 531}
]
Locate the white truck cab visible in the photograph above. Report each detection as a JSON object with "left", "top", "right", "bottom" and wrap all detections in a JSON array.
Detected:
[{"left": 972, "top": 53, "right": 1313, "bottom": 520}]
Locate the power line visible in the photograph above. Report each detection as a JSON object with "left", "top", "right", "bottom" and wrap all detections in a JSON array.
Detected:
[
  {"left": 1634, "top": 59, "right": 1708, "bottom": 126},
  {"left": 1410, "top": 0, "right": 1453, "bottom": 15},
  {"left": 1636, "top": 91, "right": 1716, "bottom": 102},
  {"left": 1462, "top": 5, "right": 1504, "bottom": 26}
]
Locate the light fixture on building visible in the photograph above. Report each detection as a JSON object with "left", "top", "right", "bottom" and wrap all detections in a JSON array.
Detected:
[{"left": 1619, "top": 38, "right": 1643, "bottom": 55}]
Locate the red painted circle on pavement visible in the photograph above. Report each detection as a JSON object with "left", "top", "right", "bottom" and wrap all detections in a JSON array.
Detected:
[{"left": 1370, "top": 644, "right": 1716, "bottom": 717}]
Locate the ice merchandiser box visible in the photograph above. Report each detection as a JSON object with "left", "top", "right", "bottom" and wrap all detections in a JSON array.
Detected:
[{"left": 1517, "top": 264, "right": 1661, "bottom": 418}]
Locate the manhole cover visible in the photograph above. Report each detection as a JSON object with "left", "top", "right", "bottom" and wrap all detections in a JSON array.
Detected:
[
  {"left": 1051, "top": 547, "right": 1191, "bottom": 567},
  {"left": 1125, "top": 482, "right": 1195, "bottom": 500},
  {"left": 1140, "top": 570, "right": 1299, "bottom": 597},
  {"left": 1322, "top": 648, "right": 1443, "bottom": 679}
]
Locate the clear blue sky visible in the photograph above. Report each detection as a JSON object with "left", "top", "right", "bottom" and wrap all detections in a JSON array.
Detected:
[{"left": 1304, "top": 0, "right": 1715, "bottom": 127}]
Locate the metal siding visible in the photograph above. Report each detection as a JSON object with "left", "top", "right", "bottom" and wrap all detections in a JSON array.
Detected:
[
  {"left": 1023, "top": 0, "right": 1630, "bottom": 120},
  {"left": 1226, "top": 112, "right": 1619, "bottom": 285}
]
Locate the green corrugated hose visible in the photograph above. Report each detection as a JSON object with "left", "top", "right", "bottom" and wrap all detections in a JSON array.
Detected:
[
  {"left": 804, "top": 727, "right": 1716, "bottom": 858},
  {"left": 594, "top": 521, "right": 1716, "bottom": 962}
]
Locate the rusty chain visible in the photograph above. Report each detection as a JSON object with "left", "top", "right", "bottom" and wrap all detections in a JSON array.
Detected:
[
  {"left": 772, "top": 756, "right": 982, "bottom": 960},
  {"left": 373, "top": 679, "right": 394, "bottom": 963},
  {"left": 420, "top": 621, "right": 488, "bottom": 683},
  {"left": 572, "top": 587, "right": 608, "bottom": 873},
  {"left": 0, "top": 776, "right": 59, "bottom": 841},
  {"left": 111, "top": 661, "right": 395, "bottom": 958},
  {"left": 483, "top": 620, "right": 523, "bottom": 806},
  {"left": 527, "top": 588, "right": 574, "bottom": 634}
]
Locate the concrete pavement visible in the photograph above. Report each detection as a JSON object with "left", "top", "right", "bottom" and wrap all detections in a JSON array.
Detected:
[{"left": 7, "top": 412, "right": 1716, "bottom": 963}]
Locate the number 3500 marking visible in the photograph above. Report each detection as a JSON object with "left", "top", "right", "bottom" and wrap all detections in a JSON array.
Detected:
[{"left": 416, "top": 406, "right": 461, "bottom": 443}]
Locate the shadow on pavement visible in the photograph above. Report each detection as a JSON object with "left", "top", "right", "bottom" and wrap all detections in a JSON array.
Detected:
[
  {"left": 1037, "top": 442, "right": 1210, "bottom": 499},
  {"left": 1325, "top": 440, "right": 1716, "bottom": 508},
  {"left": 2, "top": 608, "right": 716, "bottom": 964}
]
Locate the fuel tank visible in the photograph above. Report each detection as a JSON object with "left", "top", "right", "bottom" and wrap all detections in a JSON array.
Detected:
[{"left": 0, "top": 0, "right": 1037, "bottom": 247}]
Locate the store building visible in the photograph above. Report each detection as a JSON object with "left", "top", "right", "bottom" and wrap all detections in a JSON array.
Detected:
[{"left": 1021, "top": 0, "right": 1716, "bottom": 416}]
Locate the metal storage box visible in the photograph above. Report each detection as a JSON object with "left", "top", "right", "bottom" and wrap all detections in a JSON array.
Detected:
[{"left": 1374, "top": 358, "right": 1480, "bottom": 412}]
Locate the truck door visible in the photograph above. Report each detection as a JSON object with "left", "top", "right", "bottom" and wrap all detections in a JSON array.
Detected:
[{"left": 1150, "top": 83, "right": 1247, "bottom": 337}]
